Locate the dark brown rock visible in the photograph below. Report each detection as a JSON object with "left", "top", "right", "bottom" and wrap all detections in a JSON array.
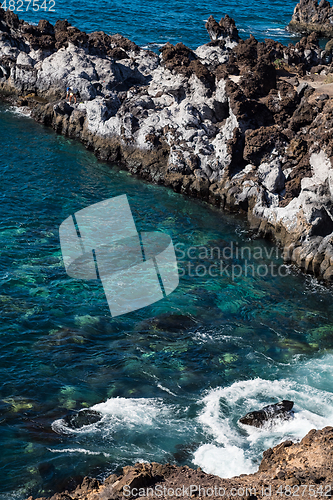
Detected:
[
  {"left": 38, "top": 19, "right": 54, "bottom": 35},
  {"left": 109, "top": 33, "right": 140, "bottom": 53},
  {"left": 243, "top": 126, "right": 286, "bottom": 165},
  {"left": 205, "top": 14, "right": 240, "bottom": 42},
  {"left": 290, "top": 100, "right": 316, "bottom": 131},
  {"left": 281, "top": 155, "right": 312, "bottom": 207},
  {"left": 109, "top": 47, "right": 129, "bottom": 60},
  {"left": 160, "top": 42, "right": 214, "bottom": 87},
  {"left": 265, "top": 81, "right": 300, "bottom": 126}
]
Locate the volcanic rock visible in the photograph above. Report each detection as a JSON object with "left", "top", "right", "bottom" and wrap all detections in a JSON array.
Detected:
[
  {"left": 1, "top": 9, "right": 333, "bottom": 282},
  {"left": 205, "top": 14, "right": 240, "bottom": 45},
  {"left": 239, "top": 400, "right": 294, "bottom": 427},
  {"left": 62, "top": 409, "right": 102, "bottom": 429},
  {"left": 288, "top": 0, "right": 333, "bottom": 37}
]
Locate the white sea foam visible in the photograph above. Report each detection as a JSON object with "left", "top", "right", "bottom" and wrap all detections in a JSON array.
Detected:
[
  {"left": 52, "top": 397, "right": 171, "bottom": 436},
  {"left": 51, "top": 355, "right": 333, "bottom": 479},
  {"left": 194, "top": 444, "right": 256, "bottom": 478},
  {"left": 141, "top": 42, "right": 165, "bottom": 50},
  {"left": 192, "top": 329, "right": 238, "bottom": 344},
  {"left": 51, "top": 395, "right": 195, "bottom": 467},
  {"left": 5, "top": 106, "right": 32, "bottom": 117},
  {"left": 193, "top": 373, "right": 333, "bottom": 478},
  {"left": 92, "top": 396, "right": 167, "bottom": 424},
  {"left": 157, "top": 383, "right": 178, "bottom": 396},
  {"left": 48, "top": 447, "right": 110, "bottom": 456}
]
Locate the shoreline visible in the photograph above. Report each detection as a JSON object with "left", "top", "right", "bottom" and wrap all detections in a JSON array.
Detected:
[
  {"left": 26, "top": 427, "right": 333, "bottom": 500},
  {"left": 1, "top": 6, "right": 333, "bottom": 283}
]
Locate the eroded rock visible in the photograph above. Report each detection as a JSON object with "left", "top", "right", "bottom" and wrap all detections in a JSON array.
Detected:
[{"left": 288, "top": 0, "right": 333, "bottom": 37}]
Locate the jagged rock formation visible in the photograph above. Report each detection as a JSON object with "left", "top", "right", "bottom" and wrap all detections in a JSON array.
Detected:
[
  {"left": 26, "top": 427, "right": 333, "bottom": 499},
  {"left": 205, "top": 14, "right": 240, "bottom": 45},
  {"left": 2, "top": 9, "right": 333, "bottom": 280},
  {"left": 288, "top": 0, "right": 333, "bottom": 37}
]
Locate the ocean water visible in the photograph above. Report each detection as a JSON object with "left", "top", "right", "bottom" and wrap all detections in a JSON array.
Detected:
[
  {"left": 18, "top": 0, "right": 301, "bottom": 48},
  {"left": 1, "top": 1, "right": 333, "bottom": 498}
]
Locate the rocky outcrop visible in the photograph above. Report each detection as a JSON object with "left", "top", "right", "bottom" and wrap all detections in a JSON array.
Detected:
[
  {"left": 26, "top": 427, "right": 333, "bottom": 500},
  {"left": 2, "top": 8, "right": 333, "bottom": 281},
  {"left": 239, "top": 400, "right": 294, "bottom": 428},
  {"left": 288, "top": 0, "right": 333, "bottom": 38},
  {"left": 205, "top": 14, "right": 240, "bottom": 46}
]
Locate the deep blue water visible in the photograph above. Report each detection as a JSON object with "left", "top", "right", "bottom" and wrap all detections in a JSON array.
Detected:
[
  {"left": 15, "top": 0, "right": 300, "bottom": 48},
  {"left": 1, "top": 1, "right": 333, "bottom": 499}
]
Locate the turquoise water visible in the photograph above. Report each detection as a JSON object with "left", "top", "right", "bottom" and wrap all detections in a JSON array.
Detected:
[{"left": 2, "top": 0, "right": 333, "bottom": 497}]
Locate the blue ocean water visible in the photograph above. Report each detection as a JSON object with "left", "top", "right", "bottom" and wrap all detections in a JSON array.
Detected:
[
  {"left": 19, "top": 0, "right": 301, "bottom": 48},
  {"left": 1, "top": 1, "right": 333, "bottom": 498}
]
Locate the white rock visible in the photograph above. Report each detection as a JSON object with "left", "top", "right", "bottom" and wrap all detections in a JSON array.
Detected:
[
  {"left": 16, "top": 52, "right": 34, "bottom": 66},
  {"left": 258, "top": 159, "right": 285, "bottom": 193},
  {"left": 195, "top": 44, "right": 229, "bottom": 65}
]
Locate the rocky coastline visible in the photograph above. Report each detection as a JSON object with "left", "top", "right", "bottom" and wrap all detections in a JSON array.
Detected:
[
  {"left": 288, "top": 0, "right": 333, "bottom": 38},
  {"left": 26, "top": 427, "right": 333, "bottom": 500},
  {"left": 2, "top": 6, "right": 333, "bottom": 281}
]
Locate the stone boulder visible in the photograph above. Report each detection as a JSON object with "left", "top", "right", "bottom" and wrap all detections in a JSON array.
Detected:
[
  {"left": 258, "top": 159, "right": 286, "bottom": 193},
  {"left": 239, "top": 400, "right": 294, "bottom": 428},
  {"left": 205, "top": 14, "right": 240, "bottom": 45},
  {"left": 63, "top": 409, "right": 102, "bottom": 429}
]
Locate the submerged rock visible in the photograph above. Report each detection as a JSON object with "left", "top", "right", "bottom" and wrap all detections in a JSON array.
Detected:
[
  {"left": 239, "top": 400, "right": 294, "bottom": 428},
  {"left": 38, "top": 461, "right": 56, "bottom": 481},
  {"left": 136, "top": 313, "right": 197, "bottom": 333},
  {"left": 173, "top": 442, "right": 199, "bottom": 462},
  {"left": 63, "top": 409, "right": 102, "bottom": 429}
]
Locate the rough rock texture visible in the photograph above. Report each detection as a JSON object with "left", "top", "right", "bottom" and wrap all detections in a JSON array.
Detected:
[
  {"left": 62, "top": 409, "right": 102, "bottom": 429},
  {"left": 239, "top": 400, "right": 294, "bottom": 427},
  {"left": 2, "top": 8, "right": 333, "bottom": 280},
  {"left": 288, "top": 0, "right": 333, "bottom": 37},
  {"left": 26, "top": 427, "right": 333, "bottom": 500}
]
